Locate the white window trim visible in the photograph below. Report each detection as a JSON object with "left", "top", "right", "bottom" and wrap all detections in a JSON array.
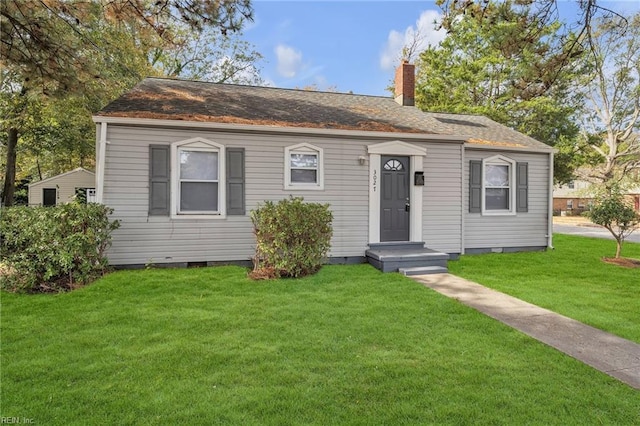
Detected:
[
  {"left": 171, "top": 137, "right": 226, "bottom": 219},
  {"left": 481, "top": 155, "right": 516, "bottom": 216},
  {"left": 284, "top": 143, "right": 324, "bottom": 190}
]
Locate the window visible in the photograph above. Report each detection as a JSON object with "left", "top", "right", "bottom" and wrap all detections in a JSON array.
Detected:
[
  {"left": 170, "top": 138, "right": 226, "bottom": 217},
  {"left": 285, "top": 143, "right": 324, "bottom": 190},
  {"left": 383, "top": 159, "right": 404, "bottom": 171},
  {"left": 179, "top": 149, "right": 219, "bottom": 213},
  {"left": 484, "top": 163, "right": 511, "bottom": 210},
  {"left": 483, "top": 156, "right": 516, "bottom": 213},
  {"left": 291, "top": 153, "right": 318, "bottom": 183},
  {"left": 469, "top": 155, "right": 527, "bottom": 215},
  {"left": 150, "top": 141, "right": 245, "bottom": 218},
  {"left": 567, "top": 199, "right": 574, "bottom": 209},
  {"left": 568, "top": 180, "right": 575, "bottom": 189}
]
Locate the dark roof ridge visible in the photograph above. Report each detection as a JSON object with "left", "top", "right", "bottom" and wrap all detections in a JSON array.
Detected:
[{"left": 141, "top": 76, "right": 393, "bottom": 100}]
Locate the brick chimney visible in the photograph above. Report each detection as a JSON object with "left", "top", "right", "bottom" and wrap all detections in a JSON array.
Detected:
[{"left": 394, "top": 60, "right": 415, "bottom": 106}]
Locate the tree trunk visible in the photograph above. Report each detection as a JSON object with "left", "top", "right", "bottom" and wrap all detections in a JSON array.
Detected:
[
  {"left": 615, "top": 237, "right": 622, "bottom": 259},
  {"left": 2, "top": 127, "right": 18, "bottom": 207},
  {"left": 37, "top": 158, "right": 42, "bottom": 181}
]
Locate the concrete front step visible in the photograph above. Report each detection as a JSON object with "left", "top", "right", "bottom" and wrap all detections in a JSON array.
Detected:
[
  {"left": 365, "top": 244, "right": 450, "bottom": 273},
  {"left": 367, "top": 241, "right": 426, "bottom": 250},
  {"left": 399, "top": 266, "right": 449, "bottom": 276}
]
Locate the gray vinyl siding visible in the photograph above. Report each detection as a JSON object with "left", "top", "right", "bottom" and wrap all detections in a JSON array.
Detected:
[
  {"left": 103, "top": 124, "right": 548, "bottom": 265},
  {"left": 28, "top": 169, "right": 95, "bottom": 206},
  {"left": 102, "top": 125, "right": 371, "bottom": 265},
  {"left": 422, "top": 144, "right": 463, "bottom": 253},
  {"left": 464, "top": 149, "right": 550, "bottom": 250}
]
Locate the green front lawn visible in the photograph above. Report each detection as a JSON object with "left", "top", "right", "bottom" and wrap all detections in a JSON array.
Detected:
[
  {"left": 449, "top": 234, "right": 640, "bottom": 343},
  {"left": 2, "top": 263, "right": 639, "bottom": 424}
]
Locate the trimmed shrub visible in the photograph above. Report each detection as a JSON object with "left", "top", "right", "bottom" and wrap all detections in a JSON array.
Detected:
[
  {"left": 250, "top": 197, "right": 333, "bottom": 279},
  {"left": 0, "top": 203, "right": 120, "bottom": 292}
]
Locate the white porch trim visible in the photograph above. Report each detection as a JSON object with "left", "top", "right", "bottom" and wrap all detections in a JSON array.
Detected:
[
  {"left": 367, "top": 141, "right": 427, "bottom": 244},
  {"left": 96, "top": 123, "right": 108, "bottom": 204}
]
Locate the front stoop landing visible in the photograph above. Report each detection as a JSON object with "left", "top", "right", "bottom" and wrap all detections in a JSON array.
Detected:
[{"left": 366, "top": 242, "right": 449, "bottom": 275}]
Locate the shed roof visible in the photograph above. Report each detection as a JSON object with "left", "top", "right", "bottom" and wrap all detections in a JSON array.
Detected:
[
  {"left": 28, "top": 167, "right": 95, "bottom": 188},
  {"left": 97, "top": 78, "right": 552, "bottom": 152}
]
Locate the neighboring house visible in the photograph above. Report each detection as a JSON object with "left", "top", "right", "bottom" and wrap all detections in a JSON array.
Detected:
[
  {"left": 553, "top": 180, "right": 594, "bottom": 216},
  {"left": 28, "top": 167, "right": 96, "bottom": 207},
  {"left": 632, "top": 187, "right": 640, "bottom": 211},
  {"left": 92, "top": 62, "right": 554, "bottom": 269},
  {"left": 553, "top": 180, "right": 640, "bottom": 215}
]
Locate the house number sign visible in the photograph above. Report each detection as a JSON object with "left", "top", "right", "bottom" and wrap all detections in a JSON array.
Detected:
[{"left": 372, "top": 170, "right": 377, "bottom": 192}]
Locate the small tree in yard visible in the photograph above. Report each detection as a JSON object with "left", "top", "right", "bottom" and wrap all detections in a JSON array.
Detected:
[
  {"left": 250, "top": 197, "right": 333, "bottom": 279},
  {"left": 588, "top": 190, "right": 639, "bottom": 259}
]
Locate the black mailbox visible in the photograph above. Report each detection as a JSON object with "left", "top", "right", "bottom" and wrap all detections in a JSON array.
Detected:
[{"left": 414, "top": 171, "right": 425, "bottom": 186}]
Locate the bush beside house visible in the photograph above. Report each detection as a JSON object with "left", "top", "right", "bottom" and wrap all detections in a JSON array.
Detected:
[
  {"left": 250, "top": 197, "right": 333, "bottom": 279},
  {"left": 0, "top": 203, "right": 119, "bottom": 292}
]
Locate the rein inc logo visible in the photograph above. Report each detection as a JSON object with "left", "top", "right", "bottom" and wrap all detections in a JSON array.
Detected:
[{"left": 1, "top": 418, "right": 34, "bottom": 424}]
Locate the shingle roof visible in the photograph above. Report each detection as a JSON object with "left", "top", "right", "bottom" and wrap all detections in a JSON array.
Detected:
[{"left": 97, "top": 78, "right": 552, "bottom": 151}]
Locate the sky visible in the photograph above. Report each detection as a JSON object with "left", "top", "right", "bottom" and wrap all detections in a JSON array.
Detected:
[{"left": 241, "top": 0, "right": 640, "bottom": 96}]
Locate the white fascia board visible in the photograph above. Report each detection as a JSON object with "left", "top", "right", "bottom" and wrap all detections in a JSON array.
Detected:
[
  {"left": 464, "top": 142, "right": 555, "bottom": 154},
  {"left": 92, "top": 115, "right": 468, "bottom": 143}
]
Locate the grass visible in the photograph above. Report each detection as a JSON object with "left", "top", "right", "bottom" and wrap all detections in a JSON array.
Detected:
[
  {"left": 448, "top": 233, "right": 640, "bottom": 343},
  {"left": 2, "top": 263, "right": 639, "bottom": 425}
]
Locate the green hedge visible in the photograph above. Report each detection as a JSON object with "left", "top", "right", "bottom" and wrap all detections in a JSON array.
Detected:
[
  {"left": 0, "top": 203, "right": 120, "bottom": 292},
  {"left": 250, "top": 197, "right": 333, "bottom": 279}
]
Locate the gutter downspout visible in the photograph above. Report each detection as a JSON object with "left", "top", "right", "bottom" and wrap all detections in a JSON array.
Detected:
[
  {"left": 96, "top": 122, "right": 108, "bottom": 204},
  {"left": 547, "top": 151, "right": 554, "bottom": 249},
  {"left": 460, "top": 143, "right": 465, "bottom": 255}
]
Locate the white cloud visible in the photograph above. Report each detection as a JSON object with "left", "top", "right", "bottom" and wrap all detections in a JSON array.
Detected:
[
  {"left": 380, "top": 10, "right": 446, "bottom": 71},
  {"left": 275, "top": 44, "right": 303, "bottom": 78}
]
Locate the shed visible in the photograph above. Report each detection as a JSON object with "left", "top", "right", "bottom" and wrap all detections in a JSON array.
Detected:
[{"left": 28, "top": 168, "right": 96, "bottom": 206}]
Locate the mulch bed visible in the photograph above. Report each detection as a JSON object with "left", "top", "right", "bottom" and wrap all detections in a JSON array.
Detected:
[{"left": 602, "top": 257, "right": 640, "bottom": 268}]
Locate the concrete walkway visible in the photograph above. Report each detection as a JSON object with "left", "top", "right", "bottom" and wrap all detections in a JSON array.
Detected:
[{"left": 412, "top": 273, "right": 640, "bottom": 390}]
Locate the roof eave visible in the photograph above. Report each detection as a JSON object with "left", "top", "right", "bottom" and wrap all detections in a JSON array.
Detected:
[
  {"left": 464, "top": 142, "right": 555, "bottom": 154},
  {"left": 27, "top": 167, "right": 95, "bottom": 188},
  {"left": 92, "top": 115, "right": 468, "bottom": 142}
]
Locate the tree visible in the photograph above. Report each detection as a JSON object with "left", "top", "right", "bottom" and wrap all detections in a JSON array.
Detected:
[
  {"left": 574, "top": 13, "right": 640, "bottom": 187},
  {"left": 436, "top": 0, "right": 625, "bottom": 85},
  {"left": 152, "top": 26, "right": 264, "bottom": 85},
  {"left": 1, "top": 0, "right": 253, "bottom": 206},
  {"left": 1, "top": 1, "right": 252, "bottom": 93},
  {"left": 415, "top": 0, "right": 583, "bottom": 183},
  {"left": 588, "top": 188, "right": 639, "bottom": 258},
  {"left": 0, "top": 25, "right": 263, "bottom": 202}
]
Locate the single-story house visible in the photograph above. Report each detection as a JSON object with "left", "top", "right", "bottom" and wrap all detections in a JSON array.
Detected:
[
  {"left": 28, "top": 167, "right": 96, "bottom": 206},
  {"left": 92, "top": 62, "right": 555, "bottom": 272}
]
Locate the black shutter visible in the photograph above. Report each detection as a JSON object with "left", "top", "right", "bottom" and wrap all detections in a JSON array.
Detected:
[
  {"left": 226, "top": 148, "right": 245, "bottom": 215},
  {"left": 149, "top": 145, "right": 170, "bottom": 215},
  {"left": 469, "top": 160, "right": 482, "bottom": 213},
  {"left": 516, "top": 162, "right": 528, "bottom": 212}
]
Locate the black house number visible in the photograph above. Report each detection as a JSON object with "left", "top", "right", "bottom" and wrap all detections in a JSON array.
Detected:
[{"left": 372, "top": 170, "right": 377, "bottom": 192}]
